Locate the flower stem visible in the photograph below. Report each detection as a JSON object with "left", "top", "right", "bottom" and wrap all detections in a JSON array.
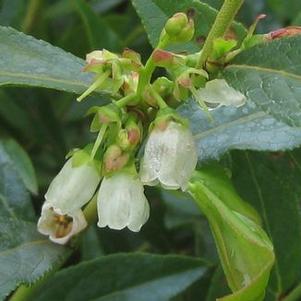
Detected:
[
  {"left": 77, "top": 70, "right": 110, "bottom": 102},
  {"left": 83, "top": 195, "right": 98, "bottom": 224},
  {"left": 151, "top": 88, "right": 167, "bottom": 109},
  {"left": 91, "top": 124, "right": 107, "bottom": 159},
  {"left": 136, "top": 35, "right": 169, "bottom": 98},
  {"left": 197, "top": 0, "right": 244, "bottom": 68},
  {"left": 282, "top": 283, "right": 301, "bottom": 301},
  {"left": 115, "top": 93, "right": 136, "bottom": 107}
]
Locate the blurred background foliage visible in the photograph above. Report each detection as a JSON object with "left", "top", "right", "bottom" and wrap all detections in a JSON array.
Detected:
[{"left": 1, "top": 1, "right": 301, "bottom": 300}]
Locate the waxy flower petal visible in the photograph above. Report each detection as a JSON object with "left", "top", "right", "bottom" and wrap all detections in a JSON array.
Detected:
[
  {"left": 45, "top": 159, "right": 100, "bottom": 214},
  {"left": 196, "top": 79, "right": 246, "bottom": 108},
  {"left": 37, "top": 203, "right": 87, "bottom": 245},
  {"left": 97, "top": 172, "right": 150, "bottom": 232},
  {"left": 140, "top": 121, "right": 197, "bottom": 190}
]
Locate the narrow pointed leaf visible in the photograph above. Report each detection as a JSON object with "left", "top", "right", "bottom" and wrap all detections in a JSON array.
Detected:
[{"left": 0, "top": 26, "right": 93, "bottom": 93}]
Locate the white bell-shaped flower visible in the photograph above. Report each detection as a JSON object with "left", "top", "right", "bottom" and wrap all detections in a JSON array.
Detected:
[
  {"left": 37, "top": 202, "right": 87, "bottom": 245},
  {"left": 97, "top": 172, "right": 150, "bottom": 232},
  {"left": 140, "top": 121, "right": 197, "bottom": 190},
  {"left": 196, "top": 79, "right": 246, "bottom": 108},
  {"left": 45, "top": 159, "right": 101, "bottom": 214}
]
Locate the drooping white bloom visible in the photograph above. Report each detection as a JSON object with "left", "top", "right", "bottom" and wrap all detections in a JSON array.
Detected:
[
  {"left": 140, "top": 121, "right": 197, "bottom": 190},
  {"left": 45, "top": 159, "right": 101, "bottom": 214},
  {"left": 97, "top": 172, "right": 150, "bottom": 232},
  {"left": 196, "top": 79, "right": 246, "bottom": 108},
  {"left": 37, "top": 202, "right": 87, "bottom": 245}
]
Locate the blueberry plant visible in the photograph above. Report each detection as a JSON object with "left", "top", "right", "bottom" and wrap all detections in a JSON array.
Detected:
[{"left": 1, "top": 0, "right": 301, "bottom": 301}]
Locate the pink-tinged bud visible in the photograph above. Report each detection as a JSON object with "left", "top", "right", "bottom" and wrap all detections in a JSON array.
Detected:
[
  {"left": 267, "top": 26, "right": 301, "bottom": 40},
  {"left": 122, "top": 48, "right": 142, "bottom": 67},
  {"left": 103, "top": 145, "right": 129, "bottom": 173},
  {"left": 128, "top": 128, "right": 140, "bottom": 145},
  {"left": 152, "top": 49, "right": 174, "bottom": 66}
]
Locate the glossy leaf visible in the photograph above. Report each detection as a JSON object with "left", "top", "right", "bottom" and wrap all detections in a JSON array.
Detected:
[
  {"left": 224, "top": 36, "right": 301, "bottom": 127},
  {"left": 1, "top": 139, "right": 38, "bottom": 194},
  {"left": 0, "top": 140, "right": 34, "bottom": 221},
  {"left": 178, "top": 101, "right": 301, "bottom": 162},
  {"left": 0, "top": 26, "right": 93, "bottom": 93},
  {"left": 73, "top": 0, "right": 122, "bottom": 51},
  {"left": 131, "top": 0, "right": 246, "bottom": 52},
  {"left": 0, "top": 217, "right": 69, "bottom": 300},
  {"left": 33, "top": 253, "right": 208, "bottom": 301},
  {"left": 232, "top": 151, "right": 301, "bottom": 299},
  {"left": 188, "top": 167, "right": 275, "bottom": 301}
]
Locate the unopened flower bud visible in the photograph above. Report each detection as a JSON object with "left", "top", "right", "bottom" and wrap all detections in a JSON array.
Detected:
[
  {"left": 176, "top": 19, "right": 195, "bottom": 42},
  {"left": 266, "top": 26, "right": 301, "bottom": 40},
  {"left": 153, "top": 77, "right": 174, "bottom": 97},
  {"left": 164, "top": 13, "right": 195, "bottom": 43},
  {"left": 103, "top": 145, "right": 129, "bottom": 173},
  {"left": 165, "top": 13, "right": 188, "bottom": 36}
]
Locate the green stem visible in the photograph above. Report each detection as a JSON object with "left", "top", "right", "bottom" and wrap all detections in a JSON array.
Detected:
[
  {"left": 83, "top": 195, "right": 98, "bottom": 224},
  {"left": 21, "top": 0, "right": 42, "bottom": 33},
  {"left": 91, "top": 124, "right": 107, "bottom": 159},
  {"left": 282, "top": 283, "right": 301, "bottom": 301},
  {"left": 150, "top": 88, "right": 167, "bottom": 109},
  {"left": 115, "top": 93, "right": 136, "bottom": 107},
  {"left": 197, "top": 0, "right": 244, "bottom": 68},
  {"left": 77, "top": 70, "right": 110, "bottom": 102},
  {"left": 136, "top": 35, "right": 169, "bottom": 99}
]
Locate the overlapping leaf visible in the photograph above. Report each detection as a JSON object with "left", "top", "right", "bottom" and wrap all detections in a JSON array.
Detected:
[
  {"left": 232, "top": 151, "right": 301, "bottom": 300},
  {"left": 188, "top": 167, "right": 275, "bottom": 301},
  {"left": 178, "top": 101, "right": 301, "bottom": 162},
  {"left": 0, "top": 26, "right": 93, "bottom": 93},
  {"left": 33, "top": 253, "right": 208, "bottom": 301},
  {"left": 224, "top": 36, "right": 301, "bottom": 127},
  {"left": 0, "top": 218, "right": 69, "bottom": 300}
]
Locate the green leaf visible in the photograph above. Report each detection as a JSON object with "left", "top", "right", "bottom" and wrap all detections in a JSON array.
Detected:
[
  {"left": 232, "top": 151, "right": 301, "bottom": 299},
  {"left": 73, "top": 0, "right": 122, "bottom": 51},
  {"left": 178, "top": 101, "right": 301, "bottom": 162},
  {"left": 224, "top": 36, "right": 301, "bottom": 127},
  {"left": 33, "top": 253, "right": 208, "bottom": 301},
  {"left": 267, "top": 0, "right": 301, "bottom": 22},
  {"left": 1, "top": 139, "right": 38, "bottom": 194},
  {"left": 0, "top": 139, "right": 34, "bottom": 221},
  {"left": 188, "top": 167, "right": 275, "bottom": 301},
  {"left": 0, "top": 26, "right": 93, "bottom": 93},
  {"left": 0, "top": 217, "right": 69, "bottom": 300},
  {"left": 131, "top": 0, "right": 246, "bottom": 52}
]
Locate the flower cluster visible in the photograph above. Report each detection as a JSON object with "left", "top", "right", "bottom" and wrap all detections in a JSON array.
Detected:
[{"left": 38, "top": 12, "right": 246, "bottom": 244}]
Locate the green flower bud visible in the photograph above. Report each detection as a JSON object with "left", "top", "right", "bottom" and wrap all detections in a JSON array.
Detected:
[
  {"left": 165, "top": 13, "right": 188, "bottom": 37},
  {"left": 176, "top": 19, "right": 195, "bottom": 42},
  {"left": 153, "top": 77, "right": 174, "bottom": 97}
]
